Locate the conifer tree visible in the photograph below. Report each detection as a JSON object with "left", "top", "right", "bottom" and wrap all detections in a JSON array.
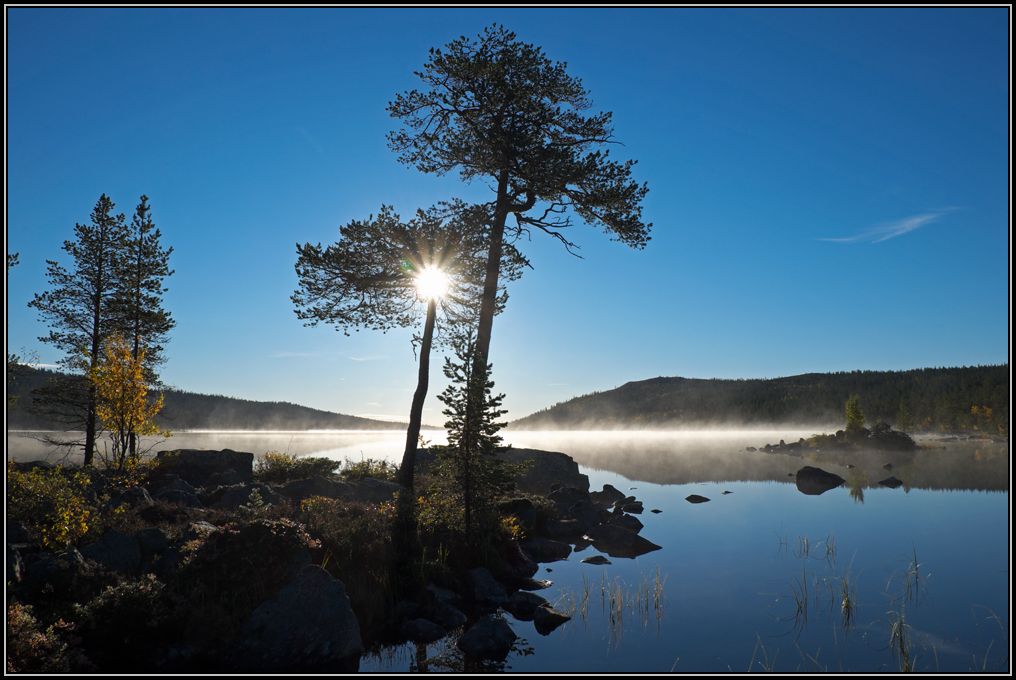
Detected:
[{"left": 29, "top": 195, "right": 128, "bottom": 465}]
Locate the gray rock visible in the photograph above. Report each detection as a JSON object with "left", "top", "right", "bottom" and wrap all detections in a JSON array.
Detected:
[
  {"left": 467, "top": 567, "right": 507, "bottom": 607},
  {"left": 517, "top": 578, "right": 553, "bottom": 591},
  {"left": 585, "top": 524, "right": 662, "bottom": 559},
  {"left": 721, "top": 491, "right": 733, "bottom": 495},
  {"left": 504, "top": 590, "right": 548, "bottom": 621},
  {"left": 457, "top": 615, "right": 517, "bottom": 661},
  {"left": 155, "top": 489, "right": 204, "bottom": 507},
  {"left": 134, "top": 527, "right": 170, "bottom": 557},
  {"left": 20, "top": 549, "right": 93, "bottom": 600},
  {"left": 152, "top": 476, "right": 197, "bottom": 496},
  {"left": 543, "top": 518, "right": 583, "bottom": 541},
  {"left": 620, "top": 501, "right": 644, "bottom": 515},
  {"left": 7, "top": 545, "right": 24, "bottom": 583},
  {"left": 401, "top": 618, "right": 446, "bottom": 644},
  {"left": 549, "top": 486, "right": 589, "bottom": 508},
  {"left": 80, "top": 529, "right": 142, "bottom": 574},
  {"left": 795, "top": 467, "right": 845, "bottom": 496},
  {"left": 568, "top": 499, "right": 611, "bottom": 531},
  {"left": 183, "top": 521, "right": 220, "bottom": 541},
  {"left": 497, "top": 448, "right": 589, "bottom": 495},
  {"left": 650, "top": 509, "right": 662, "bottom": 514},
  {"left": 532, "top": 604, "right": 571, "bottom": 635},
  {"left": 685, "top": 495, "right": 710, "bottom": 504},
  {"left": 607, "top": 513, "right": 644, "bottom": 534},
  {"left": 236, "top": 564, "right": 362, "bottom": 672},
  {"left": 581, "top": 555, "right": 611, "bottom": 565},
  {"left": 497, "top": 498, "right": 538, "bottom": 529},
  {"left": 521, "top": 537, "right": 571, "bottom": 563},
  {"left": 589, "top": 483, "right": 627, "bottom": 506},
  {"left": 155, "top": 449, "right": 254, "bottom": 488},
  {"left": 108, "top": 485, "right": 154, "bottom": 510}
]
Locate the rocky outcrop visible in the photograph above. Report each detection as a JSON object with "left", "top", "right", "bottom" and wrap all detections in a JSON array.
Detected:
[
  {"left": 80, "top": 530, "right": 142, "bottom": 575},
  {"left": 467, "top": 567, "right": 508, "bottom": 607},
  {"left": 154, "top": 449, "right": 254, "bottom": 488},
  {"left": 233, "top": 565, "right": 362, "bottom": 672}
]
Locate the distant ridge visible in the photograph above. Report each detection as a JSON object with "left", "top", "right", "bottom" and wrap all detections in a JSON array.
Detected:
[
  {"left": 5, "top": 365, "right": 417, "bottom": 431},
  {"left": 511, "top": 365, "right": 1009, "bottom": 433}
]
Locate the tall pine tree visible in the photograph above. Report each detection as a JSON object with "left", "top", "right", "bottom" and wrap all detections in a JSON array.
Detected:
[{"left": 29, "top": 194, "right": 128, "bottom": 465}]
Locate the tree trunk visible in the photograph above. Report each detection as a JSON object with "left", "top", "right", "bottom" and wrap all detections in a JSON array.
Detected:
[
  {"left": 398, "top": 298, "right": 437, "bottom": 492},
  {"left": 472, "top": 168, "right": 511, "bottom": 371}
]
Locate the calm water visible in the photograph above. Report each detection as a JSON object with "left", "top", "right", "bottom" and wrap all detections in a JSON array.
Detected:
[{"left": 7, "top": 429, "right": 1010, "bottom": 672}]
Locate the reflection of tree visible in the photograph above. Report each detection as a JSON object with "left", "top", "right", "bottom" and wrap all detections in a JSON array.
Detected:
[{"left": 846, "top": 472, "right": 866, "bottom": 504}]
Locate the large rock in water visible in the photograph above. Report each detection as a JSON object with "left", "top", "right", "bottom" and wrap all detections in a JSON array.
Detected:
[
  {"left": 795, "top": 466, "right": 845, "bottom": 496},
  {"left": 585, "top": 524, "right": 661, "bottom": 559},
  {"left": 234, "top": 565, "right": 362, "bottom": 672},
  {"left": 155, "top": 449, "right": 254, "bottom": 488}
]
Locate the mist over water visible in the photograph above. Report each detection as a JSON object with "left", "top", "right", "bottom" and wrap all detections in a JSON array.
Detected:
[{"left": 8, "top": 427, "right": 1006, "bottom": 492}]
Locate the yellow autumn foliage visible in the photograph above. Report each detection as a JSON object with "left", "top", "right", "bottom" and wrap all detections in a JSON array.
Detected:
[{"left": 88, "top": 334, "right": 170, "bottom": 471}]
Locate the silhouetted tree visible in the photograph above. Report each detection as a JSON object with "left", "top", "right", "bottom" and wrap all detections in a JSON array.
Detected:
[
  {"left": 430, "top": 331, "right": 512, "bottom": 550},
  {"left": 111, "top": 195, "right": 174, "bottom": 457},
  {"left": 293, "top": 201, "right": 522, "bottom": 492},
  {"left": 388, "top": 24, "right": 652, "bottom": 380},
  {"left": 29, "top": 195, "right": 128, "bottom": 465}
]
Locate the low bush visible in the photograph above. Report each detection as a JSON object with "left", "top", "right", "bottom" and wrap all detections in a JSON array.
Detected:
[
  {"left": 253, "top": 451, "right": 340, "bottom": 484},
  {"left": 7, "top": 463, "right": 99, "bottom": 549},
  {"left": 5, "top": 603, "right": 77, "bottom": 672},
  {"left": 338, "top": 457, "right": 398, "bottom": 482}
]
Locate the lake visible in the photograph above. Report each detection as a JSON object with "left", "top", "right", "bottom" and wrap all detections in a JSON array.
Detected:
[{"left": 6, "top": 429, "right": 1009, "bottom": 672}]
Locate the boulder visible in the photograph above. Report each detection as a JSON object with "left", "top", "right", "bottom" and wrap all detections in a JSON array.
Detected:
[
  {"left": 585, "top": 524, "right": 662, "bottom": 559},
  {"left": 503, "top": 590, "right": 548, "bottom": 621},
  {"left": 134, "top": 527, "right": 170, "bottom": 558},
  {"left": 607, "top": 513, "right": 643, "bottom": 534},
  {"left": 568, "top": 499, "right": 611, "bottom": 531},
  {"left": 650, "top": 509, "right": 662, "bottom": 514},
  {"left": 620, "top": 501, "right": 644, "bottom": 514},
  {"left": 183, "top": 521, "right": 220, "bottom": 541},
  {"left": 532, "top": 604, "right": 571, "bottom": 635},
  {"left": 457, "top": 615, "right": 517, "bottom": 661},
  {"left": 685, "top": 495, "right": 710, "bottom": 504},
  {"left": 521, "top": 537, "right": 571, "bottom": 563},
  {"left": 20, "top": 548, "right": 94, "bottom": 601},
  {"left": 795, "top": 467, "right": 845, "bottom": 496},
  {"left": 235, "top": 565, "right": 362, "bottom": 672},
  {"left": 7, "top": 545, "right": 24, "bottom": 583},
  {"left": 879, "top": 476, "right": 904, "bottom": 489},
  {"left": 80, "top": 529, "right": 142, "bottom": 574},
  {"left": 517, "top": 578, "right": 553, "bottom": 591},
  {"left": 401, "top": 618, "right": 446, "bottom": 644},
  {"left": 581, "top": 555, "right": 611, "bottom": 565},
  {"left": 425, "top": 600, "right": 467, "bottom": 631},
  {"left": 467, "top": 567, "right": 507, "bottom": 607},
  {"left": 589, "top": 483, "right": 627, "bottom": 507},
  {"left": 497, "top": 498, "right": 538, "bottom": 530},
  {"left": 492, "top": 541, "right": 538, "bottom": 582},
  {"left": 549, "top": 486, "right": 589, "bottom": 508},
  {"left": 542, "top": 518, "right": 583, "bottom": 541},
  {"left": 151, "top": 476, "right": 197, "bottom": 496},
  {"left": 155, "top": 449, "right": 254, "bottom": 488},
  {"left": 154, "top": 489, "right": 204, "bottom": 508},
  {"left": 107, "top": 485, "right": 154, "bottom": 511},
  {"left": 496, "top": 448, "right": 589, "bottom": 495}
]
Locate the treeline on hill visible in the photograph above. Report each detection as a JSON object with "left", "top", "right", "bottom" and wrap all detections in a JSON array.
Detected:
[
  {"left": 511, "top": 366, "right": 1009, "bottom": 434},
  {"left": 6, "top": 365, "right": 408, "bottom": 431}
]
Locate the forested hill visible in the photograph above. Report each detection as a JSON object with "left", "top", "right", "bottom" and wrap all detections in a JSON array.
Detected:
[
  {"left": 511, "top": 365, "right": 1009, "bottom": 434},
  {"left": 5, "top": 365, "right": 410, "bottom": 431}
]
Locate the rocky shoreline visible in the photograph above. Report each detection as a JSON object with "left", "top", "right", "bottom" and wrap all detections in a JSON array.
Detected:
[{"left": 6, "top": 447, "right": 661, "bottom": 672}]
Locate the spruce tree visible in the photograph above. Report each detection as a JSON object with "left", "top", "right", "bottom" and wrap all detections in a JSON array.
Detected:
[{"left": 29, "top": 194, "right": 128, "bottom": 465}]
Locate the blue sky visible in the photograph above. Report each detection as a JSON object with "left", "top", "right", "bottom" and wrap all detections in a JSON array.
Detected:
[{"left": 5, "top": 7, "right": 1009, "bottom": 423}]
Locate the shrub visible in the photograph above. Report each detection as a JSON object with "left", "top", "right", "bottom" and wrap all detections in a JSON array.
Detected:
[
  {"left": 7, "top": 463, "right": 98, "bottom": 549},
  {"left": 172, "top": 519, "right": 320, "bottom": 645},
  {"left": 5, "top": 602, "right": 75, "bottom": 672},
  {"left": 254, "top": 451, "right": 340, "bottom": 484},
  {"left": 299, "top": 496, "right": 397, "bottom": 635},
  {"left": 338, "top": 457, "right": 398, "bottom": 482},
  {"left": 74, "top": 576, "right": 176, "bottom": 671}
]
